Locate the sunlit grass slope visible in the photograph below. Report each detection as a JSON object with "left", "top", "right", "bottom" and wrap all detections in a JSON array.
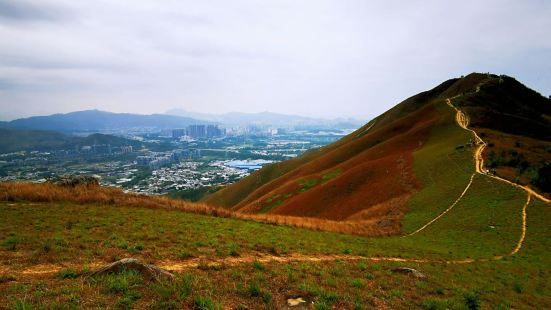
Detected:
[{"left": 0, "top": 178, "right": 547, "bottom": 308}]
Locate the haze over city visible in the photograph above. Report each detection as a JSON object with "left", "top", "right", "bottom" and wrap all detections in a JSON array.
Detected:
[{"left": 1, "top": 0, "right": 550, "bottom": 121}]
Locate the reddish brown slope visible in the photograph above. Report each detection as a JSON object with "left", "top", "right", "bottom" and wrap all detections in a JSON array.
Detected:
[
  {"left": 237, "top": 103, "right": 437, "bottom": 223},
  {"left": 203, "top": 77, "right": 461, "bottom": 211},
  {"left": 203, "top": 73, "right": 551, "bottom": 229},
  {"left": 202, "top": 76, "right": 476, "bottom": 232}
]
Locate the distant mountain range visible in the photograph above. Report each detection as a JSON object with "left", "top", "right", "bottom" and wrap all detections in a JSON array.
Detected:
[
  {"left": 165, "top": 109, "right": 364, "bottom": 129},
  {"left": 1, "top": 109, "right": 365, "bottom": 133},
  {"left": 1, "top": 110, "right": 210, "bottom": 133}
]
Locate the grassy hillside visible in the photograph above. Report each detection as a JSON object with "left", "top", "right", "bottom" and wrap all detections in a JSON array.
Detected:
[
  {"left": 452, "top": 74, "right": 551, "bottom": 197},
  {"left": 0, "top": 128, "right": 67, "bottom": 153},
  {"left": 0, "top": 128, "right": 143, "bottom": 153},
  {"left": 203, "top": 73, "right": 551, "bottom": 235},
  {"left": 0, "top": 175, "right": 548, "bottom": 309}
]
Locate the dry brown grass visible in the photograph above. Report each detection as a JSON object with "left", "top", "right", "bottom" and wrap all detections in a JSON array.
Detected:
[{"left": 0, "top": 182, "right": 395, "bottom": 237}]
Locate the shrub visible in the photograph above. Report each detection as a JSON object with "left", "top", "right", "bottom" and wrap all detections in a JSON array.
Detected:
[
  {"left": 261, "top": 291, "right": 272, "bottom": 304},
  {"left": 513, "top": 282, "right": 524, "bottom": 293},
  {"left": 12, "top": 300, "right": 33, "bottom": 310},
  {"left": 351, "top": 279, "right": 365, "bottom": 288},
  {"left": 464, "top": 291, "right": 481, "bottom": 310},
  {"left": 179, "top": 274, "right": 193, "bottom": 299},
  {"left": 531, "top": 164, "right": 551, "bottom": 192},
  {"left": 194, "top": 296, "right": 217, "bottom": 310},
  {"left": 56, "top": 269, "right": 79, "bottom": 279},
  {"left": 252, "top": 260, "right": 264, "bottom": 271},
  {"left": 2, "top": 236, "right": 19, "bottom": 251},
  {"left": 248, "top": 282, "right": 261, "bottom": 297}
]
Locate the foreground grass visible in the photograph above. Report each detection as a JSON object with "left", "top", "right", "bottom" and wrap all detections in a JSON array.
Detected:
[{"left": 0, "top": 189, "right": 549, "bottom": 308}]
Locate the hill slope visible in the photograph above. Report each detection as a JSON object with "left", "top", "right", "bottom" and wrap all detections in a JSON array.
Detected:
[
  {"left": 203, "top": 73, "right": 551, "bottom": 233},
  {"left": 4, "top": 110, "right": 209, "bottom": 132},
  {"left": 0, "top": 176, "right": 549, "bottom": 308},
  {"left": 0, "top": 128, "right": 144, "bottom": 153}
]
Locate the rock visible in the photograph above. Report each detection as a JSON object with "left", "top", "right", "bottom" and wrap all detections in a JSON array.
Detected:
[
  {"left": 50, "top": 175, "right": 100, "bottom": 187},
  {"left": 391, "top": 267, "right": 426, "bottom": 279},
  {"left": 287, "top": 297, "right": 306, "bottom": 307},
  {"left": 87, "top": 258, "right": 174, "bottom": 282}
]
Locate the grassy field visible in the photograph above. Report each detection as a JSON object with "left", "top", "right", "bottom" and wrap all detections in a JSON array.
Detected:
[
  {"left": 0, "top": 176, "right": 548, "bottom": 309},
  {"left": 401, "top": 101, "right": 474, "bottom": 233}
]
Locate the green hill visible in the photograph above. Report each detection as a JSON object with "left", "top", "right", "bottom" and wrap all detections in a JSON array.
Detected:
[
  {"left": 0, "top": 128, "right": 143, "bottom": 153},
  {"left": 202, "top": 73, "right": 550, "bottom": 236}
]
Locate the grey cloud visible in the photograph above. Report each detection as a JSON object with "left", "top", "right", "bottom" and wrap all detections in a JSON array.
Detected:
[
  {"left": 0, "top": 0, "right": 550, "bottom": 121},
  {"left": 0, "top": 0, "right": 68, "bottom": 23}
]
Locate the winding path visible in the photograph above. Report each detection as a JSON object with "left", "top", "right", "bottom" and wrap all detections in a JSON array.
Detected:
[{"left": 407, "top": 91, "right": 548, "bottom": 236}]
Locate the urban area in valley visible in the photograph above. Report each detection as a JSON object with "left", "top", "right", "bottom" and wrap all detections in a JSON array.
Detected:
[{"left": 0, "top": 124, "right": 354, "bottom": 199}]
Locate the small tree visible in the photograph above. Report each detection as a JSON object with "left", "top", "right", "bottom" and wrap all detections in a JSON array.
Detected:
[{"left": 532, "top": 164, "right": 551, "bottom": 193}]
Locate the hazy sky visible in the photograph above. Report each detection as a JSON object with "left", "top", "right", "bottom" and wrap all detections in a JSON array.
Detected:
[{"left": 0, "top": 0, "right": 550, "bottom": 121}]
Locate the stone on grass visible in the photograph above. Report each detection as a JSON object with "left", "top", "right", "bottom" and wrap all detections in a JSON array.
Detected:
[
  {"left": 287, "top": 297, "right": 306, "bottom": 307},
  {"left": 87, "top": 258, "right": 174, "bottom": 282},
  {"left": 391, "top": 267, "right": 426, "bottom": 279}
]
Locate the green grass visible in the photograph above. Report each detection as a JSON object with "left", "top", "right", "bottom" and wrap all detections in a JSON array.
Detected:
[
  {"left": 321, "top": 169, "right": 342, "bottom": 183},
  {"left": 404, "top": 101, "right": 475, "bottom": 233},
  {"left": 0, "top": 170, "right": 549, "bottom": 308}
]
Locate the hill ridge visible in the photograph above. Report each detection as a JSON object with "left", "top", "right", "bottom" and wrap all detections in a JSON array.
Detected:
[{"left": 203, "top": 73, "right": 551, "bottom": 234}]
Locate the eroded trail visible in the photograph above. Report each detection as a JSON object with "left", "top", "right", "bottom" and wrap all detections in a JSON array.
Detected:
[
  {"left": 405, "top": 173, "right": 476, "bottom": 236},
  {"left": 446, "top": 98, "right": 550, "bottom": 203},
  {"left": 0, "top": 254, "right": 486, "bottom": 277},
  {"left": 408, "top": 93, "right": 547, "bottom": 237}
]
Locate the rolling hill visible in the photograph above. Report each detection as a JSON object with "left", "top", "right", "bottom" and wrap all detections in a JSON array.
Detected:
[
  {"left": 203, "top": 73, "right": 551, "bottom": 234},
  {"left": 165, "top": 109, "right": 364, "bottom": 128},
  {"left": 0, "top": 128, "right": 144, "bottom": 153},
  {"left": 3, "top": 110, "right": 209, "bottom": 133}
]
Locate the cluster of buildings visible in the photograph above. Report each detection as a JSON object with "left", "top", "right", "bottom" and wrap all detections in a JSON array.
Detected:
[
  {"left": 129, "top": 161, "right": 251, "bottom": 195},
  {"left": 136, "top": 149, "right": 201, "bottom": 170},
  {"left": 78, "top": 144, "right": 134, "bottom": 155},
  {"left": 172, "top": 125, "right": 225, "bottom": 139}
]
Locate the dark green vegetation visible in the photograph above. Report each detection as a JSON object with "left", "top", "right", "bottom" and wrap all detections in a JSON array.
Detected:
[
  {"left": 453, "top": 74, "right": 551, "bottom": 140},
  {"left": 452, "top": 74, "right": 551, "bottom": 194},
  {"left": 0, "top": 128, "right": 144, "bottom": 153}
]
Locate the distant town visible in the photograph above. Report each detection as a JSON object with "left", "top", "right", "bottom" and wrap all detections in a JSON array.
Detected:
[{"left": 0, "top": 123, "right": 354, "bottom": 197}]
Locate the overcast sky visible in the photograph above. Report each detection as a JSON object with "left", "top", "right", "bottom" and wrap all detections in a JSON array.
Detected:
[{"left": 0, "top": 0, "right": 550, "bottom": 121}]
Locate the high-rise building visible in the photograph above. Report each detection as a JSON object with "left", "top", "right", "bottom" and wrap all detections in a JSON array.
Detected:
[
  {"left": 172, "top": 129, "right": 187, "bottom": 138},
  {"left": 206, "top": 125, "right": 223, "bottom": 138},
  {"left": 188, "top": 125, "right": 206, "bottom": 138}
]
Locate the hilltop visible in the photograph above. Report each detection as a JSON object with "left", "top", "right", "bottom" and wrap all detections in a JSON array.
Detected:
[{"left": 203, "top": 73, "right": 551, "bottom": 234}]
